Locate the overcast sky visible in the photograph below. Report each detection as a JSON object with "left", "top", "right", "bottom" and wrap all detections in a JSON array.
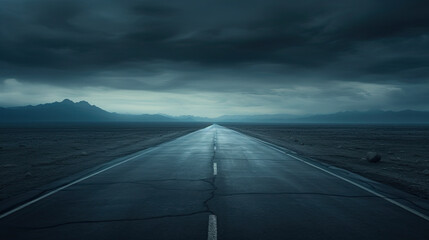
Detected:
[{"left": 1, "top": 0, "right": 428, "bottom": 117}]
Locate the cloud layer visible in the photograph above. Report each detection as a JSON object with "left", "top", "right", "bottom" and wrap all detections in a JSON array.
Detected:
[{"left": 1, "top": 0, "right": 428, "bottom": 115}]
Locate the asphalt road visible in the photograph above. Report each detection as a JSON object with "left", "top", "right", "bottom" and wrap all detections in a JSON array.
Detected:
[{"left": 1, "top": 124, "right": 429, "bottom": 239}]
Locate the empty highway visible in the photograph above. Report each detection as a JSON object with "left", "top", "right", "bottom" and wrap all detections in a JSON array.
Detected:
[{"left": 1, "top": 125, "right": 429, "bottom": 239}]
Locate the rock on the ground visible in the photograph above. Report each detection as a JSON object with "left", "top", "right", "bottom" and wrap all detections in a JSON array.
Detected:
[{"left": 366, "top": 152, "right": 381, "bottom": 163}]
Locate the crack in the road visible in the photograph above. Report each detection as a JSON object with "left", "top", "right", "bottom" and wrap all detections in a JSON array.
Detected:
[
  {"left": 203, "top": 177, "right": 216, "bottom": 215},
  {"left": 77, "top": 178, "right": 214, "bottom": 185},
  {"left": 214, "top": 191, "right": 390, "bottom": 198},
  {"left": 58, "top": 178, "right": 215, "bottom": 192},
  {"left": 211, "top": 189, "right": 429, "bottom": 214},
  {"left": 23, "top": 180, "right": 217, "bottom": 230},
  {"left": 212, "top": 158, "right": 290, "bottom": 162},
  {"left": 22, "top": 178, "right": 217, "bottom": 230},
  {"left": 22, "top": 210, "right": 209, "bottom": 230}
]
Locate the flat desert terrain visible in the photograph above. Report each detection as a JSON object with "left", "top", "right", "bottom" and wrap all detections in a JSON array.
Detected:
[
  {"left": 224, "top": 124, "right": 429, "bottom": 199},
  {"left": 0, "top": 123, "right": 208, "bottom": 201}
]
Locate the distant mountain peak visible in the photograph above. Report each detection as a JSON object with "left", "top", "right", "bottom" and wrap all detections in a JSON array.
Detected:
[
  {"left": 61, "top": 99, "right": 74, "bottom": 104},
  {"left": 77, "top": 100, "right": 91, "bottom": 106},
  {"left": 58, "top": 99, "right": 92, "bottom": 107}
]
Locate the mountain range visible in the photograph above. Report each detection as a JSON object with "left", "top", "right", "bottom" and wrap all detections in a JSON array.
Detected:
[
  {"left": 1, "top": 99, "right": 429, "bottom": 124},
  {"left": 0, "top": 99, "right": 174, "bottom": 123}
]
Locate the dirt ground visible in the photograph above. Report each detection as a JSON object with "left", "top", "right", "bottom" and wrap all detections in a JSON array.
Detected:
[
  {"left": 0, "top": 123, "right": 208, "bottom": 201},
  {"left": 224, "top": 124, "right": 429, "bottom": 199}
]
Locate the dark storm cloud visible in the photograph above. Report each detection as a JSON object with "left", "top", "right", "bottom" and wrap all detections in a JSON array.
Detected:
[{"left": 1, "top": 0, "right": 429, "bottom": 110}]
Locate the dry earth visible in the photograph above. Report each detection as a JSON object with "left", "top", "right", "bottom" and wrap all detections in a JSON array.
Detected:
[
  {"left": 0, "top": 123, "right": 208, "bottom": 201},
  {"left": 224, "top": 124, "right": 429, "bottom": 199}
]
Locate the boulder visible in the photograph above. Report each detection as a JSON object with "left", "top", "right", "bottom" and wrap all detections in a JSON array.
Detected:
[{"left": 366, "top": 152, "right": 381, "bottom": 163}]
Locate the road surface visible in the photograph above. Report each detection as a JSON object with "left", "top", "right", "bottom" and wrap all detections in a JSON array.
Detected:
[{"left": 1, "top": 125, "right": 429, "bottom": 239}]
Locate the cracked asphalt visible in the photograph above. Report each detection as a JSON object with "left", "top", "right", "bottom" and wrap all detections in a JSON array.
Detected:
[{"left": 1, "top": 125, "right": 429, "bottom": 239}]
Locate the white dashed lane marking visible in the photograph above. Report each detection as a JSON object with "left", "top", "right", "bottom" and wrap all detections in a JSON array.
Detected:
[
  {"left": 213, "top": 163, "right": 217, "bottom": 176},
  {"left": 207, "top": 214, "right": 217, "bottom": 240}
]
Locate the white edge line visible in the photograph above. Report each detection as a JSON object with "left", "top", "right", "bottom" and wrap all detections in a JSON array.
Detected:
[
  {"left": 0, "top": 148, "right": 156, "bottom": 220},
  {"left": 207, "top": 214, "right": 217, "bottom": 240},
  {"left": 286, "top": 153, "right": 429, "bottom": 222}
]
